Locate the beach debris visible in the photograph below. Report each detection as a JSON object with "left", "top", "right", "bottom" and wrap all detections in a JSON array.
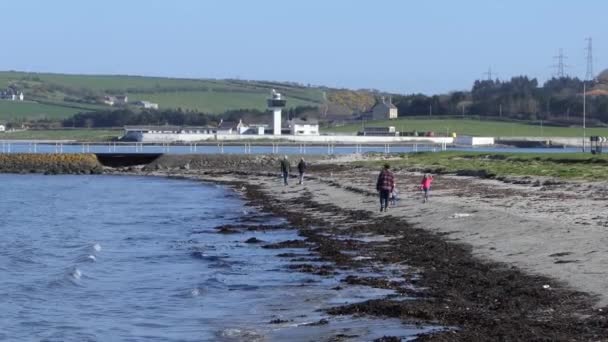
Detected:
[{"left": 450, "top": 213, "right": 473, "bottom": 219}]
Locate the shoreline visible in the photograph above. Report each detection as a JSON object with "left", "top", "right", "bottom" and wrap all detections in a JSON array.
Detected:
[
  {"left": 4, "top": 153, "right": 608, "bottom": 339},
  {"left": 123, "top": 166, "right": 608, "bottom": 341}
]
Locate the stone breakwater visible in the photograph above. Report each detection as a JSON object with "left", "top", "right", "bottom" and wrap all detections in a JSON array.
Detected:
[
  {"left": 0, "top": 154, "right": 103, "bottom": 174},
  {"left": 0, "top": 154, "right": 332, "bottom": 175}
]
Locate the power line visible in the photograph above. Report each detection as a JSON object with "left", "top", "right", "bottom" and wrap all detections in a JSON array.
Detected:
[
  {"left": 482, "top": 66, "right": 498, "bottom": 81},
  {"left": 552, "top": 48, "right": 568, "bottom": 78},
  {"left": 585, "top": 37, "right": 594, "bottom": 81}
]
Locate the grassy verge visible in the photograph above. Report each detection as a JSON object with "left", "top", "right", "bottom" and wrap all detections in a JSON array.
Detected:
[
  {"left": 357, "top": 151, "right": 608, "bottom": 180},
  {"left": 326, "top": 118, "right": 608, "bottom": 137},
  {"left": 0, "top": 129, "right": 121, "bottom": 141}
]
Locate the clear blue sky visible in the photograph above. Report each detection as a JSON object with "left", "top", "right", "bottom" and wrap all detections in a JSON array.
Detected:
[{"left": 1, "top": 0, "right": 606, "bottom": 94}]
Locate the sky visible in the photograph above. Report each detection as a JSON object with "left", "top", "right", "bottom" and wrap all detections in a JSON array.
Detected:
[{"left": 1, "top": 0, "right": 607, "bottom": 94}]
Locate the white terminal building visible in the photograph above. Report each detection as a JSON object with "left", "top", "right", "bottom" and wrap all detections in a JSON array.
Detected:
[{"left": 122, "top": 89, "right": 320, "bottom": 142}]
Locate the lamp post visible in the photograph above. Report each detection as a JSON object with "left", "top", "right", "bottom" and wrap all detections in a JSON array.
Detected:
[{"left": 583, "top": 82, "right": 586, "bottom": 152}]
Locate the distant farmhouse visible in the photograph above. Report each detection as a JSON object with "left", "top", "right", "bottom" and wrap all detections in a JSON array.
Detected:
[
  {"left": 0, "top": 88, "right": 24, "bottom": 101},
  {"left": 133, "top": 100, "right": 159, "bottom": 110},
  {"left": 360, "top": 97, "right": 398, "bottom": 120},
  {"left": 103, "top": 95, "right": 128, "bottom": 106},
  {"left": 371, "top": 97, "right": 398, "bottom": 120}
]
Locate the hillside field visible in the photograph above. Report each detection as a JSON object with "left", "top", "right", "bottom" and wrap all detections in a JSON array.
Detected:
[
  {"left": 0, "top": 71, "right": 325, "bottom": 119},
  {"left": 0, "top": 101, "right": 85, "bottom": 121},
  {"left": 326, "top": 118, "right": 608, "bottom": 137}
]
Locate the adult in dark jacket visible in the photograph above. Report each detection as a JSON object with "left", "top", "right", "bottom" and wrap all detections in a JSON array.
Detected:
[
  {"left": 376, "top": 164, "right": 395, "bottom": 212},
  {"left": 297, "top": 157, "right": 306, "bottom": 185},
  {"left": 280, "top": 155, "right": 291, "bottom": 185}
]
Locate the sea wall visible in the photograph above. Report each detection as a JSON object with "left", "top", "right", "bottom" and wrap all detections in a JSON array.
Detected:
[
  {"left": 0, "top": 154, "right": 103, "bottom": 174},
  {"left": 496, "top": 136, "right": 587, "bottom": 147}
]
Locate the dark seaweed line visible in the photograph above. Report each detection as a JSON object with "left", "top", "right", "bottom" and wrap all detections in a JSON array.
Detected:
[{"left": 200, "top": 171, "right": 608, "bottom": 342}]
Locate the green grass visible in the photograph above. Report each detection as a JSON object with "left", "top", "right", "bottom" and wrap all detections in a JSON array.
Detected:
[
  {"left": 131, "top": 90, "right": 319, "bottom": 113},
  {"left": 360, "top": 151, "right": 608, "bottom": 180},
  {"left": 0, "top": 129, "right": 121, "bottom": 141},
  {"left": 0, "top": 71, "right": 325, "bottom": 115},
  {"left": 0, "top": 101, "right": 84, "bottom": 121},
  {"left": 0, "top": 71, "right": 222, "bottom": 91},
  {"left": 327, "top": 118, "right": 608, "bottom": 137}
]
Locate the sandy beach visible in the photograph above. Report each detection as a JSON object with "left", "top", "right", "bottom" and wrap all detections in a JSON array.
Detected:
[{"left": 107, "top": 153, "right": 608, "bottom": 340}]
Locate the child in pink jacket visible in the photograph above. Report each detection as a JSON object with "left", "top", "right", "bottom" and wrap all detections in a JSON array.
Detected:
[{"left": 420, "top": 174, "right": 433, "bottom": 203}]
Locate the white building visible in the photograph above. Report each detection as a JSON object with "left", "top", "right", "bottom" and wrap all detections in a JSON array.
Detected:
[
  {"left": 0, "top": 89, "right": 24, "bottom": 101},
  {"left": 122, "top": 125, "right": 216, "bottom": 142},
  {"left": 0, "top": 124, "right": 5, "bottom": 132},
  {"left": 267, "top": 89, "right": 286, "bottom": 135},
  {"left": 289, "top": 118, "right": 319, "bottom": 136},
  {"left": 104, "top": 95, "right": 128, "bottom": 106},
  {"left": 371, "top": 97, "right": 398, "bottom": 120},
  {"left": 134, "top": 100, "right": 159, "bottom": 110},
  {"left": 216, "top": 120, "right": 239, "bottom": 135}
]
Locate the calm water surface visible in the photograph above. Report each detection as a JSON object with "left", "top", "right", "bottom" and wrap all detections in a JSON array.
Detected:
[{"left": 0, "top": 174, "right": 437, "bottom": 341}]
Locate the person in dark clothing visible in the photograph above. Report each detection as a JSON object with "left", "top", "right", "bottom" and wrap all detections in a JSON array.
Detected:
[
  {"left": 297, "top": 157, "right": 306, "bottom": 185},
  {"left": 280, "top": 155, "right": 291, "bottom": 185},
  {"left": 376, "top": 164, "right": 395, "bottom": 212}
]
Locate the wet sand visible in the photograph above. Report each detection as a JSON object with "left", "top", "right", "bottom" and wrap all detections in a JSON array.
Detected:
[{"left": 116, "top": 160, "right": 608, "bottom": 340}]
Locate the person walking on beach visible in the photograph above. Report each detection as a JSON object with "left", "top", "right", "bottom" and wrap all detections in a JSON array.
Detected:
[
  {"left": 280, "top": 155, "right": 291, "bottom": 186},
  {"left": 376, "top": 164, "right": 395, "bottom": 212},
  {"left": 420, "top": 173, "right": 433, "bottom": 203},
  {"left": 297, "top": 157, "right": 307, "bottom": 185}
]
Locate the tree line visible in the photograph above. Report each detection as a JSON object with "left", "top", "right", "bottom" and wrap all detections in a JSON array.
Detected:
[
  {"left": 388, "top": 76, "right": 608, "bottom": 125},
  {"left": 60, "top": 106, "right": 319, "bottom": 128}
]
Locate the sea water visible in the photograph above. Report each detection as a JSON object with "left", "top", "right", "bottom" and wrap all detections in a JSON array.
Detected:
[{"left": 0, "top": 174, "right": 438, "bottom": 341}]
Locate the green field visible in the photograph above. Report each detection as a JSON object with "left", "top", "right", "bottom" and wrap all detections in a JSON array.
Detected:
[
  {"left": 0, "top": 71, "right": 324, "bottom": 116},
  {"left": 359, "top": 151, "right": 608, "bottom": 180},
  {"left": 0, "top": 129, "right": 121, "bottom": 141},
  {"left": 0, "top": 101, "right": 85, "bottom": 121},
  {"left": 327, "top": 118, "right": 608, "bottom": 137},
  {"left": 131, "top": 90, "right": 320, "bottom": 113}
]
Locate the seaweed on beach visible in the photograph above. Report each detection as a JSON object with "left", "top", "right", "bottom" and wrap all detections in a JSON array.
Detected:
[{"left": 227, "top": 178, "right": 608, "bottom": 341}]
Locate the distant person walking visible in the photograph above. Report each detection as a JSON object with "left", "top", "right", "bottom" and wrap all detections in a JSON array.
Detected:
[
  {"left": 420, "top": 173, "right": 433, "bottom": 203},
  {"left": 280, "top": 155, "right": 291, "bottom": 185},
  {"left": 297, "top": 157, "right": 307, "bottom": 185},
  {"left": 376, "top": 164, "right": 395, "bottom": 212}
]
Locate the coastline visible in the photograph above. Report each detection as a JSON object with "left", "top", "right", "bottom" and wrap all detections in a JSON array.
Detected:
[
  {"left": 121, "top": 163, "right": 608, "bottom": 340},
  {"left": 3, "top": 153, "right": 608, "bottom": 340}
]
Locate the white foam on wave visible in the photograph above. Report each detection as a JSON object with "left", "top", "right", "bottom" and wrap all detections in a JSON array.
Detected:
[
  {"left": 87, "top": 255, "right": 97, "bottom": 262},
  {"left": 71, "top": 268, "right": 82, "bottom": 280},
  {"left": 190, "top": 288, "right": 201, "bottom": 297},
  {"left": 92, "top": 243, "right": 102, "bottom": 252}
]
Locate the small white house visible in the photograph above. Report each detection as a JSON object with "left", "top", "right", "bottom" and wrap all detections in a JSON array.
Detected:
[
  {"left": 0, "top": 124, "right": 5, "bottom": 132},
  {"left": 289, "top": 118, "right": 319, "bottom": 136},
  {"left": 217, "top": 119, "right": 243, "bottom": 135},
  {"left": 104, "top": 95, "right": 128, "bottom": 106},
  {"left": 18, "top": 92, "right": 24, "bottom": 101},
  {"left": 134, "top": 100, "right": 159, "bottom": 110}
]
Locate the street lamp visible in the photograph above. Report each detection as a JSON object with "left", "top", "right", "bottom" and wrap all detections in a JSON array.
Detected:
[{"left": 583, "top": 82, "right": 586, "bottom": 152}]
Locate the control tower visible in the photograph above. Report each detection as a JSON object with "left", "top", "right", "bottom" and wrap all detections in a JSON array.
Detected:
[{"left": 267, "top": 89, "right": 286, "bottom": 135}]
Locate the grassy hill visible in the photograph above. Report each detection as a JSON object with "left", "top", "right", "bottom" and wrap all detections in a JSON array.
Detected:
[
  {"left": 326, "top": 117, "right": 608, "bottom": 137},
  {"left": 0, "top": 71, "right": 325, "bottom": 120},
  {"left": 0, "top": 101, "right": 86, "bottom": 121}
]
